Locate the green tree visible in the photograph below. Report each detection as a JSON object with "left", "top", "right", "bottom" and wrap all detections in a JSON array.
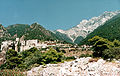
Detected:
[
  {"left": 56, "top": 47, "right": 61, "bottom": 52},
  {"left": 21, "top": 47, "right": 38, "bottom": 59},
  {"left": 88, "top": 36, "right": 102, "bottom": 45},
  {"left": 113, "top": 39, "right": 120, "bottom": 47},
  {"left": 44, "top": 48, "right": 63, "bottom": 64},
  {"left": 20, "top": 48, "right": 64, "bottom": 69},
  {"left": 88, "top": 36, "right": 113, "bottom": 57},
  {"left": 17, "top": 41, "right": 21, "bottom": 52},
  {"left": 22, "top": 50, "right": 43, "bottom": 69},
  {"left": 103, "top": 47, "right": 120, "bottom": 60},
  {"left": 79, "top": 14, "right": 120, "bottom": 45},
  {"left": 5, "top": 49, "right": 22, "bottom": 69}
]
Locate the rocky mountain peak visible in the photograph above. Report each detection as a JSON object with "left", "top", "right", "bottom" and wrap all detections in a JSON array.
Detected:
[
  {"left": 56, "top": 29, "right": 65, "bottom": 33},
  {"left": 55, "top": 11, "right": 120, "bottom": 43},
  {"left": 30, "top": 23, "right": 45, "bottom": 30}
]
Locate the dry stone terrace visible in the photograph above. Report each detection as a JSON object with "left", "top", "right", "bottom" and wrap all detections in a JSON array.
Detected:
[{"left": 27, "top": 57, "right": 120, "bottom": 76}]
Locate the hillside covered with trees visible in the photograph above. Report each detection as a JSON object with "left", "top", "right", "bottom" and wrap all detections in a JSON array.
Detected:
[
  {"left": 6, "top": 23, "right": 59, "bottom": 41},
  {"left": 79, "top": 13, "right": 120, "bottom": 45}
]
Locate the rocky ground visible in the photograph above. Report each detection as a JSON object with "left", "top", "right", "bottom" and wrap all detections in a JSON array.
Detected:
[{"left": 27, "top": 57, "right": 120, "bottom": 76}]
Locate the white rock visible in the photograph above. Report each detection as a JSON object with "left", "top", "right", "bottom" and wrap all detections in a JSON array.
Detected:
[
  {"left": 27, "top": 57, "right": 120, "bottom": 76},
  {"left": 97, "top": 59, "right": 106, "bottom": 65},
  {"left": 55, "top": 11, "right": 120, "bottom": 42}
]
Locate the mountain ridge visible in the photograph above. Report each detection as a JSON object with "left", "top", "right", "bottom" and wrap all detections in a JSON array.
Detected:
[
  {"left": 1, "top": 10, "right": 120, "bottom": 44},
  {"left": 55, "top": 11, "right": 120, "bottom": 44},
  {"left": 79, "top": 13, "right": 120, "bottom": 45},
  {"left": 6, "top": 23, "right": 59, "bottom": 41}
]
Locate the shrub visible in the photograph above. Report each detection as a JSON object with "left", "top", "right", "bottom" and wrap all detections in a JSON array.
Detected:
[
  {"left": 20, "top": 51, "right": 31, "bottom": 59},
  {"left": 61, "top": 50, "right": 66, "bottom": 53},
  {"left": 88, "top": 36, "right": 113, "bottom": 57},
  {"left": 63, "top": 56, "right": 76, "bottom": 61},
  {"left": 103, "top": 47, "right": 120, "bottom": 60},
  {"left": 20, "top": 48, "right": 64, "bottom": 70},
  {"left": 113, "top": 39, "right": 120, "bottom": 47},
  {"left": 79, "top": 53, "right": 93, "bottom": 58},
  {"left": 1, "top": 48, "right": 65, "bottom": 70},
  {"left": 20, "top": 50, "right": 43, "bottom": 70},
  {"left": 43, "top": 48, "right": 64, "bottom": 64},
  {"left": 4, "top": 49, "right": 23, "bottom": 69}
]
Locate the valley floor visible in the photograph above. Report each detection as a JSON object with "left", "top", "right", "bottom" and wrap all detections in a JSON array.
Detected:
[{"left": 27, "top": 57, "right": 120, "bottom": 76}]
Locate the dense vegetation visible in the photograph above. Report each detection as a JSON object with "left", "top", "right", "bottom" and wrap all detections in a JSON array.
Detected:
[
  {"left": 79, "top": 13, "right": 120, "bottom": 45},
  {"left": 88, "top": 36, "right": 120, "bottom": 60},
  {"left": 6, "top": 23, "right": 59, "bottom": 41},
  {"left": 0, "top": 47, "right": 72, "bottom": 70},
  {"left": 54, "top": 31, "right": 73, "bottom": 43},
  {"left": 0, "top": 49, "right": 23, "bottom": 69},
  {"left": 0, "top": 24, "right": 11, "bottom": 44},
  {"left": 6, "top": 24, "right": 30, "bottom": 38},
  {"left": 0, "top": 23, "right": 70, "bottom": 45},
  {"left": 103, "top": 47, "right": 120, "bottom": 60},
  {"left": 24, "top": 23, "right": 58, "bottom": 41}
]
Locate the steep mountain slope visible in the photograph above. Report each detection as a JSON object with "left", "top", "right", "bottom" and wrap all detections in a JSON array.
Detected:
[
  {"left": 55, "top": 11, "right": 120, "bottom": 44},
  {"left": 6, "top": 23, "right": 58, "bottom": 41},
  {"left": 6, "top": 24, "right": 30, "bottom": 38},
  {"left": 0, "top": 24, "right": 11, "bottom": 43},
  {"left": 54, "top": 30, "right": 73, "bottom": 43},
  {"left": 79, "top": 13, "right": 120, "bottom": 45},
  {"left": 24, "top": 23, "right": 58, "bottom": 40}
]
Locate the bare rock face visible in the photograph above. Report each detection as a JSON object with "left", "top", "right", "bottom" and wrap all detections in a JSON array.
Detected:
[
  {"left": 27, "top": 57, "right": 120, "bottom": 76},
  {"left": 55, "top": 11, "right": 120, "bottom": 43}
]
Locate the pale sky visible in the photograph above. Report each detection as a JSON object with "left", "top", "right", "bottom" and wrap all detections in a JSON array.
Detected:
[{"left": 0, "top": 0, "right": 120, "bottom": 30}]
